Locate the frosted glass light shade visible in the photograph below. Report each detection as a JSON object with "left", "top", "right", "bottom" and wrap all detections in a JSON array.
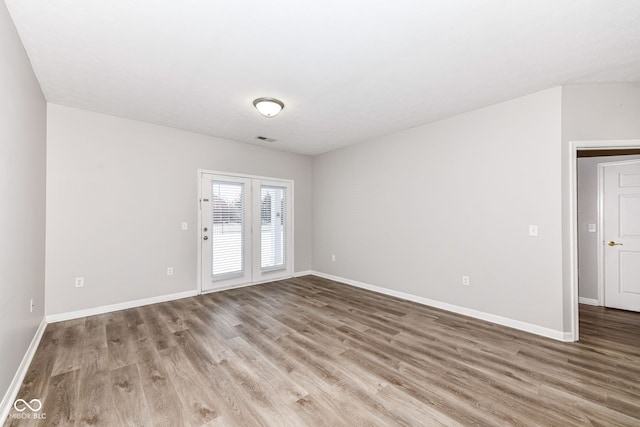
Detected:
[{"left": 253, "top": 97, "right": 284, "bottom": 118}]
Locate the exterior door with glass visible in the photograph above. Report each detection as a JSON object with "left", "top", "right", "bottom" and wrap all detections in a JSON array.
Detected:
[{"left": 200, "top": 172, "right": 293, "bottom": 292}]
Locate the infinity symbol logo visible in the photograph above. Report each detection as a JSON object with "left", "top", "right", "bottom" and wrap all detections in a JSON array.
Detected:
[{"left": 13, "top": 399, "right": 42, "bottom": 412}]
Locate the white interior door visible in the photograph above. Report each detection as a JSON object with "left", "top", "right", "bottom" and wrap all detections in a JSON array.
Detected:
[
  {"left": 602, "top": 160, "right": 640, "bottom": 311},
  {"left": 200, "top": 172, "right": 293, "bottom": 292}
]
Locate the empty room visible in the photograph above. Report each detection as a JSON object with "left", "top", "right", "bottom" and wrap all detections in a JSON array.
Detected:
[{"left": 2, "top": 1, "right": 640, "bottom": 425}]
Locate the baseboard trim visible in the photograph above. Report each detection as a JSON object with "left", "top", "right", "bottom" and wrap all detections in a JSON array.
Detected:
[
  {"left": 310, "top": 271, "right": 572, "bottom": 342},
  {"left": 578, "top": 297, "right": 599, "bottom": 306},
  {"left": 0, "top": 318, "right": 47, "bottom": 422},
  {"left": 293, "top": 270, "right": 313, "bottom": 277},
  {"left": 46, "top": 289, "right": 199, "bottom": 323}
]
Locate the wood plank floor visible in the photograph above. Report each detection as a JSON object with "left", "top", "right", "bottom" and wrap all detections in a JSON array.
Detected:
[{"left": 5, "top": 275, "right": 640, "bottom": 426}]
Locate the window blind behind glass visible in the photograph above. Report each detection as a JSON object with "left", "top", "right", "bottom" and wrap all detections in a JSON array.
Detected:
[
  {"left": 211, "top": 181, "right": 244, "bottom": 276},
  {"left": 261, "top": 186, "right": 286, "bottom": 269}
]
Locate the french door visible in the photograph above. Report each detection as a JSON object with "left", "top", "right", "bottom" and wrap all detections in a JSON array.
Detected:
[{"left": 199, "top": 172, "right": 293, "bottom": 292}]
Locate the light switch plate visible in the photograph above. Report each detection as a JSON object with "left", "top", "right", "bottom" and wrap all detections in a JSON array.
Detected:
[
  {"left": 181, "top": 222, "right": 188, "bottom": 230},
  {"left": 528, "top": 225, "right": 539, "bottom": 237},
  {"left": 587, "top": 223, "right": 596, "bottom": 233}
]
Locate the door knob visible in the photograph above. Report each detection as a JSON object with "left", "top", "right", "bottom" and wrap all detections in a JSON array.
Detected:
[
  {"left": 607, "top": 241, "right": 623, "bottom": 246},
  {"left": 203, "top": 236, "right": 208, "bottom": 240}
]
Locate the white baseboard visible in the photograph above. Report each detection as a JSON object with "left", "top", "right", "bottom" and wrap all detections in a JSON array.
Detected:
[
  {"left": 46, "top": 289, "right": 199, "bottom": 323},
  {"left": 310, "top": 271, "right": 573, "bottom": 342},
  {"left": 0, "top": 318, "right": 47, "bottom": 422},
  {"left": 578, "top": 297, "right": 600, "bottom": 306},
  {"left": 293, "top": 270, "right": 313, "bottom": 277}
]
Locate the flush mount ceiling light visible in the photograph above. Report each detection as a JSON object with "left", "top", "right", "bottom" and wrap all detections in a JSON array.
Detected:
[{"left": 253, "top": 97, "right": 284, "bottom": 118}]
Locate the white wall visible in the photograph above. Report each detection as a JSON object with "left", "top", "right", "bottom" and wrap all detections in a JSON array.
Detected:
[
  {"left": 561, "top": 83, "right": 640, "bottom": 329},
  {"left": 46, "top": 104, "right": 312, "bottom": 316},
  {"left": 562, "top": 84, "right": 640, "bottom": 142},
  {"left": 313, "top": 88, "right": 564, "bottom": 332},
  {"left": 577, "top": 154, "right": 640, "bottom": 301},
  {"left": 0, "top": 0, "right": 46, "bottom": 403}
]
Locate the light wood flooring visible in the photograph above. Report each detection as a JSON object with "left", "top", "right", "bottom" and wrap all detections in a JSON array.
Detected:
[{"left": 5, "top": 275, "right": 640, "bottom": 426}]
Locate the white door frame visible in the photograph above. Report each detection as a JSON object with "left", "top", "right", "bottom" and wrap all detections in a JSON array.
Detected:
[
  {"left": 568, "top": 139, "right": 640, "bottom": 341},
  {"left": 197, "top": 169, "right": 295, "bottom": 294}
]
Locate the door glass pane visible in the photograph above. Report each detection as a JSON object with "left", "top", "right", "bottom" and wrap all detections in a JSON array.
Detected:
[
  {"left": 212, "top": 181, "right": 244, "bottom": 277},
  {"left": 261, "top": 186, "right": 286, "bottom": 269}
]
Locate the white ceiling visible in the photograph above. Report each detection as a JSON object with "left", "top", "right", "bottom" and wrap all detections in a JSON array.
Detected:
[{"left": 6, "top": 1, "right": 640, "bottom": 155}]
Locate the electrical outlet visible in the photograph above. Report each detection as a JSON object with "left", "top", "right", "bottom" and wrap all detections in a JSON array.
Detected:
[
  {"left": 462, "top": 276, "right": 470, "bottom": 286},
  {"left": 167, "top": 267, "right": 174, "bottom": 276},
  {"left": 30, "top": 299, "right": 34, "bottom": 313},
  {"left": 75, "top": 277, "right": 84, "bottom": 288},
  {"left": 331, "top": 254, "right": 336, "bottom": 262}
]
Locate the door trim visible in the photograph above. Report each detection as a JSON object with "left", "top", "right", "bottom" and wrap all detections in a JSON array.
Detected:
[
  {"left": 597, "top": 162, "right": 605, "bottom": 307},
  {"left": 568, "top": 139, "right": 640, "bottom": 341},
  {"left": 197, "top": 169, "right": 295, "bottom": 294}
]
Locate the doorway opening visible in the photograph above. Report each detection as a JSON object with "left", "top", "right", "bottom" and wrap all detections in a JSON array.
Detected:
[{"left": 571, "top": 141, "right": 640, "bottom": 340}]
